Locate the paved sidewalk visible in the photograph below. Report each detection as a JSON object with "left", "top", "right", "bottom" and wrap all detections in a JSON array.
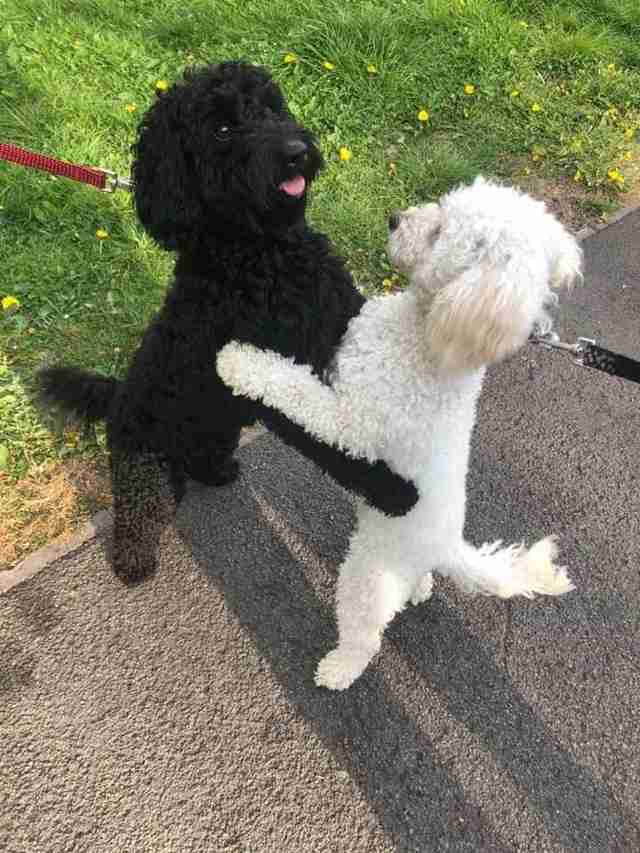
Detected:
[{"left": 1, "top": 212, "right": 640, "bottom": 853}]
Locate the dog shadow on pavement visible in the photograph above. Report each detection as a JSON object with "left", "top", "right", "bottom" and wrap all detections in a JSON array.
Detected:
[{"left": 177, "top": 431, "right": 639, "bottom": 853}]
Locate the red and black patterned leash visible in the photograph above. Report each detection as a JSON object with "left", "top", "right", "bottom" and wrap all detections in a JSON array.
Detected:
[
  {"left": 0, "top": 142, "right": 131, "bottom": 192},
  {"left": 530, "top": 333, "right": 640, "bottom": 385}
]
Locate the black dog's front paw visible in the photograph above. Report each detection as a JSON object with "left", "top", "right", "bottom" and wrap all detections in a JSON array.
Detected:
[{"left": 112, "top": 545, "right": 157, "bottom": 586}]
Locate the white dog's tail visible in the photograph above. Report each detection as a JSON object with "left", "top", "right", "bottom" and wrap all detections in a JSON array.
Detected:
[{"left": 443, "top": 536, "right": 574, "bottom": 599}]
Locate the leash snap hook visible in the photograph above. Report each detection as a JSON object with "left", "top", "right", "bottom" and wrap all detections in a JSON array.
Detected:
[{"left": 98, "top": 169, "right": 133, "bottom": 193}]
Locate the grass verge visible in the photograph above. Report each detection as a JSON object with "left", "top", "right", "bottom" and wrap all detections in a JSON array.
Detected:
[{"left": 1, "top": 0, "right": 639, "bottom": 566}]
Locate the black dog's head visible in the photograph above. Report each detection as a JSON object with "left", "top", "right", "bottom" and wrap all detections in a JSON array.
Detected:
[{"left": 132, "top": 61, "right": 324, "bottom": 250}]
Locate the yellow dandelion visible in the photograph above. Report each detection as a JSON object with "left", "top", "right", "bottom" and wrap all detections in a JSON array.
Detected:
[
  {"left": 531, "top": 102, "right": 542, "bottom": 112},
  {"left": 608, "top": 168, "right": 625, "bottom": 187},
  {"left": 464, "top": 83, "right": 475, "bottom": 96},
  {"left": 155, "top": 79, "right": 169, "bottom": 92},
  {"left": 96, "top": 228, "right": 109, "bottom": 240},
  {"left": 623, "top": 151, "right": 633, "bottom": 161},
  {"left": 1, "top": 295, "right": 20, "bottom": 311},
  {"left": 417, "top": 109, "right": 430, "bottom": 123},
  {"left": 510, "top": 89, "right": 520, "bottom": 98},
  {"left": 367, "top": 63, "right": 378, "bottom": 74},
  {"left": 283, "top": 53, "right": 298, "bottom": 65},
  {"left": 607, "top": 63, "right": 616, "bottom": 74},
  {"left": 382, "top": 278, "right": 393, "bottom": 291},
  {"left": 125, "top": 103, "right": 137, "bottom": 113},
  {"left": 338, "top": 146, "right": 353, "bottom": 161},
  {"left": 323, "top": 61, "right": 336, "bottom": 71},
  {"left": 624, "top": 128, "right": 635, "bottom": 140}
]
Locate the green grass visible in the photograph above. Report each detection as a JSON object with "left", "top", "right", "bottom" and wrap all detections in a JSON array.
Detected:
[{"left": 1, "top": 0, "right": 640, "bottom": 562}]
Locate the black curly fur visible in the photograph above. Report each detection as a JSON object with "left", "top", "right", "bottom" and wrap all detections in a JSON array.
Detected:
[
  {"left": 36, "top": 60, "right": 418, "bottom": 584},
  {"left": 37, "top": 366, "right": 117, "bottom": 423}
]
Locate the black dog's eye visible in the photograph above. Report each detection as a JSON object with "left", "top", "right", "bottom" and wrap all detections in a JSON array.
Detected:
[{"left": 215, "top": 125, "right": 231, "bottom": 142}]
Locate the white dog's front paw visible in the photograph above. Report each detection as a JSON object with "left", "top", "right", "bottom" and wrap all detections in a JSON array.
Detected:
[
  {"left": 314, "top": 645, "right": 376, "bottom": 691},
  {"left": 217, "top": 341, "right": 257, "bottom": 395},
  {"left": 411, "top": 572, "right": 434, "bottom": 606}
]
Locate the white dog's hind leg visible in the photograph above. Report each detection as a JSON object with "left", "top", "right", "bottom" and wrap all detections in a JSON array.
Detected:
[
  {"left": 441, "top": 536, "right": 574, "bottom": 599},
  {"left": 315, "top": 514, "right": 413, "bottom": 690}
]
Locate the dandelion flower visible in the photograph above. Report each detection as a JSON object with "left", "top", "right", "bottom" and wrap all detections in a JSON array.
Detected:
[
  {"left": 64, "top": 430, "right": 80, "bottom": 447},
  {"left": 510, "top": 89, "right": 520, "bottom": 98},
  {"left": 417, "top": 109, "right": 430, "bottom": 123},
  {"left": 623, "top": 151, "right": 633, "bottom": 161},
  {"left": 367, "top": 63, "right": 378, "bottom": 74},
  {"left": 125, "top": 103, "right": 137, "bottom": 113},
  {"left": 624, "top": 128, "right": 635, "bottom": 141},
  {"left": 338, "top": 146, "right": 352, "bottom": 161},
  {"left": 607, "top": 63, "right": 616, "bottom": 74},
  {"left": 608, "top": 168, "right": 625, "bottom": 187},
  {"left": 323, "top": 61, "right": 335, "bottom": 71},
  {"left": 382, "top": 277, "right": 393, "bottom": 291},
  {"left": 155, "top": 79, "right": 169, "bottom": 92},
  {"left": 531, "top": 102, "right": 542, "bottom": 112},
  {"left": 283, "top": 53, "right": 298, "bottom": 65},
  {"left": 1, "top": 295, "right": 20, "bottom": 311},
  {"left": 96, "top": 228, "right": 109, "bottom": 240},
  {"left": 464, "top": 83, "right": 475, "bottom": 95}
]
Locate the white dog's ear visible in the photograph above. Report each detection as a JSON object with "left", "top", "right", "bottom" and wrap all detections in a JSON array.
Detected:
[{"left": 425, "top": 255, "right": 544, "bottom": 370}]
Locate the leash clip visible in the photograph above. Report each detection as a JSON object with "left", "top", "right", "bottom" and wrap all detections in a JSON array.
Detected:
[
  {"left": 573, "top": 337, "right": 596, "bottom": 367},
  {"left": 98, "top": 169, "right": 133, "bottom": 193},
  {"left": 529, "top": 332, "right": 595, "bottom": 366}
]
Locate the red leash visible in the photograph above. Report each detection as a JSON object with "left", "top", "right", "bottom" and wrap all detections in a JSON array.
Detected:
[{"left": 0, "top": 142, "right": 132, "bottom": 192}]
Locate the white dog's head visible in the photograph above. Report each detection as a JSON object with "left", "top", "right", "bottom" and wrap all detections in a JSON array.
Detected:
[{"left": 387, "top": 177, "right": 582, "bottom": 370}]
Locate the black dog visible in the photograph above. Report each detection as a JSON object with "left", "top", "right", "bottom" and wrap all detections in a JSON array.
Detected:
[{"left": 37, "top": 61, "right": 417, "bottom": 584}]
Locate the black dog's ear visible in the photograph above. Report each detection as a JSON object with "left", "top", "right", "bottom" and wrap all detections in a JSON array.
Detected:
[{"left": 131, "top": 89, "right": 203, "bottom": 251}]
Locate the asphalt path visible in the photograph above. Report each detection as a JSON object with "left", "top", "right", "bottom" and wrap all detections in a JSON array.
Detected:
[{"left": 1, "top": 211, "right": 639, "bottom": 852}]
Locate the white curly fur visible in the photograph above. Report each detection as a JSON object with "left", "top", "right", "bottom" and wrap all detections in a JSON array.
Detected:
[{"left": 218, "top": 177, "right": 581, "bottom": 690}]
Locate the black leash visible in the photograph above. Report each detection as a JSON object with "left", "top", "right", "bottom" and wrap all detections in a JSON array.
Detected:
[{"left": 530, "top": 333, "right": 640, "bottom": 385}]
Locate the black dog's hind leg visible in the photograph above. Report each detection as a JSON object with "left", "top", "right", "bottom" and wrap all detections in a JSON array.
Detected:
[
  {"left": 169, "top": 460, "right": 187, "bottom": 504},
  {"left": 109, "top": 448, "right": 178, "bottom": 585},
  {"left": 182, "top": 426, "right": 242, "bottom": 487}
]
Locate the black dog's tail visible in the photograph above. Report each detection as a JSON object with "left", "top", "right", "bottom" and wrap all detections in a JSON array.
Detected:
[{"left": 36, "top": 366, "right": 119, "bottom": 424}]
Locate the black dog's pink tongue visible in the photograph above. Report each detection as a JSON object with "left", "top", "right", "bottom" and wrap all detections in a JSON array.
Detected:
[{"left": 279, "top": 175, "right": 306, "bottom": 197}]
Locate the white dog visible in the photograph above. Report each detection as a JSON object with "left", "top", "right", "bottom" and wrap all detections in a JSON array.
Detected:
[{"left": 217, "top": 177, "right": 581, "bottom": 690}]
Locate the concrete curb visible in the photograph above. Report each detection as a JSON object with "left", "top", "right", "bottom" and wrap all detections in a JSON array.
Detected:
[
  {"left": 574, "top": 199, "right": 640, "bottom": 242},
  {"left": 2, "top": 199, "right": 639, "bottom": 596},
  {"left": 0, "top": 425, "right": 266, "bottom": 596},
  {"left": 0, "top": 509, "right": 113, "bottom": 595}
]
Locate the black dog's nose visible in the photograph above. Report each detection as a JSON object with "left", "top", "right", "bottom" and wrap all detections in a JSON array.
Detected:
[
  {"left": 284, "top": 138, "right": 308, "bottom": 161},
  {"left": 388, "top": 213, "right": 401, "bottom": 232}
]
